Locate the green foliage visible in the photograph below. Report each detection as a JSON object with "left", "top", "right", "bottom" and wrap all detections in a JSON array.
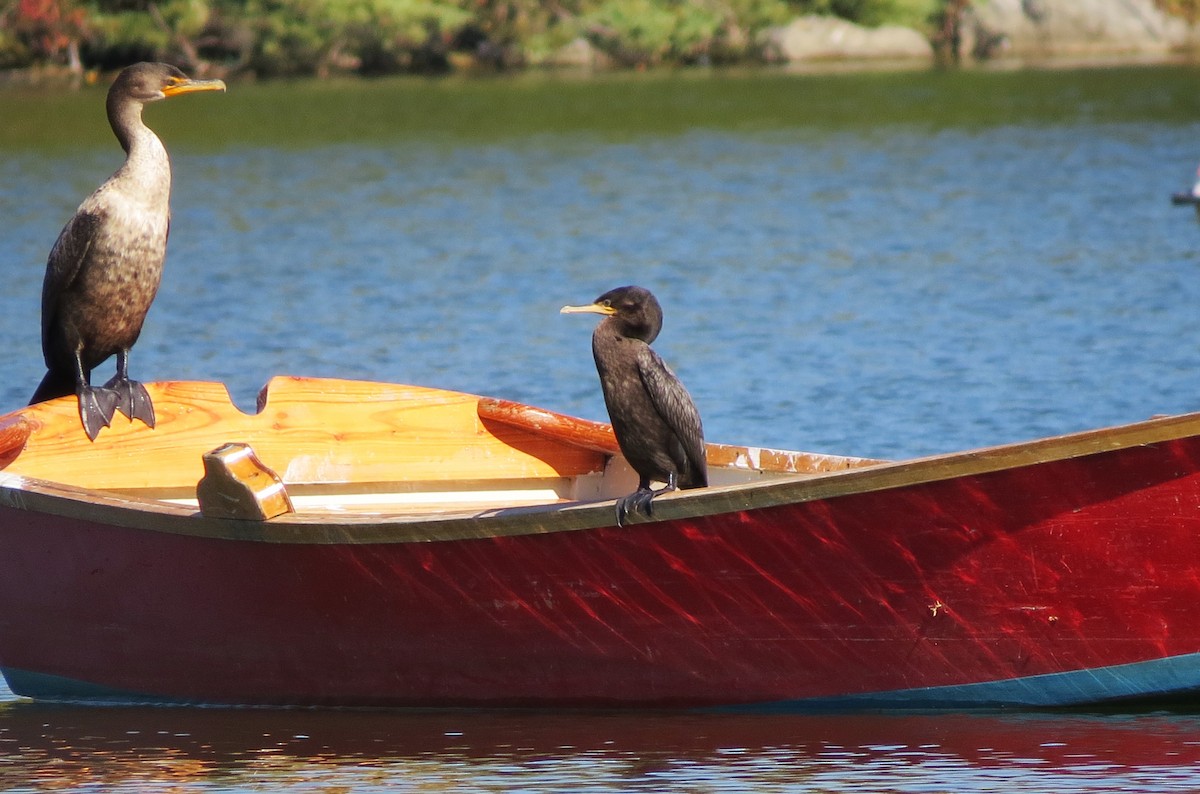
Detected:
[
  {"left": 785, "top": 0, "right": 937, "bottom": 28},
  {"left": 247, "top": 0, "right": 329, "bottom": 75},
  {"left": 581, "top": 0, "right": 792, "bottom": 65},
  {"left": 0, "top": 27, "right": 32, "bottom": 70},
  {"left": 159, "top": 0, "right": 210, "bottom": 37},
  {"left": 883, "top": 0, "right": 942, "bottom": 31},
  {"left": 668, "top": 2, "right": 727, "bottom": 60},
  {"left": 246, "top": 0, "right": 472, "bottom": 75},
  {"left": 0, "top": 0, "right": 945, "bottom": 76},
  {"left": 582, "top": 0, "right": 679, "bottom": 64},
  {"left": 84, "top": 9, "right": 171, "bottom": 64},
  {"left": 731, "top": 0, "right": 792, "bottom": 28}
]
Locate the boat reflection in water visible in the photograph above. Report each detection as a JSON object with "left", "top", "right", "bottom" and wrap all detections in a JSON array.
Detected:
[{"left": 4, "top": 702, "right": 1200, "bottom": 791}]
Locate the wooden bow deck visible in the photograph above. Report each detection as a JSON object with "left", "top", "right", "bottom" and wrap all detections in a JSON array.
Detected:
[{"left": 0, "top": 377, "right": 877, "bottom": 519}]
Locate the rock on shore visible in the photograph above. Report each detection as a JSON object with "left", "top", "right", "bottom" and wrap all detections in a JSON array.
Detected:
[
  {"left": 760, "top": 15, "right": 935, "bottom": 64},
  {"left": 761, "top": 0, "right": 1195, "bottom": 66},
  {"left": 965, "top": 0, "right": 1193, "bottom": 59}
]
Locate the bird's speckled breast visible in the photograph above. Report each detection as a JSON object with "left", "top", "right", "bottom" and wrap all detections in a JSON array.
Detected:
[{"left": 70, "top": 171, "right": 170, "bottom": 356}]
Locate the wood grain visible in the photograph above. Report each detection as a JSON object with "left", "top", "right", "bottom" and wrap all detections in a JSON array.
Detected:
[
  {"left": 196, "top": 442, "right": 294, "bottom": 520},
  {"left": 4, "top": 377, "right": 607, "bottom": 492},
  {"left": 0, "top": 415, "right": 30, "bottom": 470}
]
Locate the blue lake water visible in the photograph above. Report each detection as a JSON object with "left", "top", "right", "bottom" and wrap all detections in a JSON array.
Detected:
[{"left": 4, "top": 66, "right": 1200, "bottom": 790}]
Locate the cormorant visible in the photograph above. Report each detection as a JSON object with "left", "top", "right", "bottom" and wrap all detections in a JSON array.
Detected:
[
  {"left": 30, "top": 62, "right": 225, "bottom": 440},
  {"left": 561, "top": 285, "right": 708, "bottom": 525}
]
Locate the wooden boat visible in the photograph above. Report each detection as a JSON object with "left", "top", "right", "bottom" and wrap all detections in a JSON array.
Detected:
[{"left": 3, "top": 376, "right": 1200, "bottom": 710}]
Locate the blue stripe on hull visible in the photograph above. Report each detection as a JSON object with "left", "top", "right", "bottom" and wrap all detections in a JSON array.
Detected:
[
  {"left": 7, "top": 653, "right": 1200, "bottom": 709},
  {"left": 730, "top": 652, "right": 1200, "bottom": 713},
  {"left": 1, "top": 668, "right": 161, "bottom": 705}
]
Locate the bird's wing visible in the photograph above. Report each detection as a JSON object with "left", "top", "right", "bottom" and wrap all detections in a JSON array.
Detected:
[
  {"left": 40, "top": 209, "right": 102, "bottom": 350},
  {"left": 637, "top": 348, "right": 708, "bottom": 485}
]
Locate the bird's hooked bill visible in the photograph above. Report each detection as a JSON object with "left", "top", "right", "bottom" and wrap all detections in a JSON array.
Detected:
[
  {"left": 560, "top": 303, "right": 616, "bottom": 316},
  {"left": 162, "top": 77, "right": 227, "bottom": 97}
]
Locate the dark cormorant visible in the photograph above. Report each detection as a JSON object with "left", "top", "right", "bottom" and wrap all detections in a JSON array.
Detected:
[
  {"left": 561, "top": 285, "right": 708, "bottom": 525},
  {"left": 30, "top": 62, "right": 225, "bottom": 440}
]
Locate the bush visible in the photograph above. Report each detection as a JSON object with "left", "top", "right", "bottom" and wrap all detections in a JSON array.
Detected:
[
  {"left": 0, "top": 0, "right": 945, "bottom": 75},
  {"left": 245, "top": 0, "right": 471, "bottom": 76},
  {"left": 81, "top": 9, "right": 170, "bottom": 67}
]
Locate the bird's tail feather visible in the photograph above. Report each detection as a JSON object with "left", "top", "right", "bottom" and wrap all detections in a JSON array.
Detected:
[{"left": 30, "top": 368, "right": 75, "bottom": 405}]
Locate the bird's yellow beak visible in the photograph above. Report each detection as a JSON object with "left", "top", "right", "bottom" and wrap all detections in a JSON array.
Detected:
[
  {"left": 162, "top": 77, "right": 227, "bottom": 98},
  {"left": 560, "top": 303, "right": 616, "bottom": 316}
]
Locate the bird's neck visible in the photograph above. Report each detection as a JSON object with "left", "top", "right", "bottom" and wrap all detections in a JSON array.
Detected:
[
  {"left": 601, "top": 317, "right": 656, "bottom": 345},
  {"left": 108, "top": 99, "right": 171, "bottom": 205},
  {"left": 109, "top": 96, "right": 146, "bottom": 155}
]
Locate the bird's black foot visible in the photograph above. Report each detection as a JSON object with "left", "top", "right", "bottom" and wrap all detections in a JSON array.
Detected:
[
  {"left": 77, "top": 385, "right": 119, "bottom": 441},
  {"left": 103, "top": 376, "right": 156, "bottom": 428},
  {"left": 616, "top": 488, "right": 658, "bottom": 527},
  {"left": 615, "top": 473, "right": 681, "bottom": 527}
]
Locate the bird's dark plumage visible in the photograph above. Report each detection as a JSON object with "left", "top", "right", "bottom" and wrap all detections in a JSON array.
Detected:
[
  {"left": 562, "top": 285, "right": 707, "bottom": 525},
  {"left": 30, "top": 62, "right": 225, "bottom": 440}
]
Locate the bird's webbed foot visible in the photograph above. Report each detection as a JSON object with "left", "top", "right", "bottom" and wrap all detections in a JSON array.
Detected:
[
  {"left": 615, "top": 474, "right": 678, "bottom": 527},
  {"left": 615, "top": 488, "right": 656, "bottom": 527},
  {"left": 103, "top": 375, "right": 156, "bottom": 428},
  {"left": 77, "top": 385, "right": 119, "bottom": 441}
]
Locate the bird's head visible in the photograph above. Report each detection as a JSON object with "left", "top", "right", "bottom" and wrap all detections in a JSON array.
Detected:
[
  {"left": 561, "top": 285, "right": 664, "bottom": 344},
  {"left": 110, "top": 62, "right": 226, "bottom": 106}
]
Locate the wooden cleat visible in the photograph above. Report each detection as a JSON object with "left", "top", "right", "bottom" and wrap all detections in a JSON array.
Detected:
[{"left": 196, "top": 442, "right": 293, "bottom": 521}]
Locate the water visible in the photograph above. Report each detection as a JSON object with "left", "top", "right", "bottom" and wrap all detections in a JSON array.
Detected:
[
  {"left": 3, "top": 65, "right": 1200, "bottom": 789},
  {"left": 4, "top": 706, "right": 1200, "bottom": 793}
]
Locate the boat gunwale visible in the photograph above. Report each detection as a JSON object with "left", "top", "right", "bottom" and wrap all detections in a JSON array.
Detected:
[{"left": 0, "top": 406, "right": 1196, "bottom": 544}]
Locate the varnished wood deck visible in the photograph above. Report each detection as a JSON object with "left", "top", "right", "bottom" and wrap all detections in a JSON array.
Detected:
[{"left": 0, "top": 378, "right": 878, "bottom": 520}]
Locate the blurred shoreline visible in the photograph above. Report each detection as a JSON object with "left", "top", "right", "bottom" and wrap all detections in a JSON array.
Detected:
[
  {"left": 3, "top": 50, "right": 1199, "bottom": 93},
  {"left": 3, "top": 0, "right": 1198, "bottom": 90}
]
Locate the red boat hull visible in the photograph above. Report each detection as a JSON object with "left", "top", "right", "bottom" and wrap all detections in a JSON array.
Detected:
[{"left": 4, "top": 433, "right": 1200, "bottom": 709}]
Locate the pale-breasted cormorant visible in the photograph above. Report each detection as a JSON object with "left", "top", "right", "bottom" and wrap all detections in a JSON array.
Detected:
[
  {"left": 30, "top": 62, "right": 225, "bottom": 440},
  {"left": 561, "top": 285, "right": 707, "bottom": 525}
]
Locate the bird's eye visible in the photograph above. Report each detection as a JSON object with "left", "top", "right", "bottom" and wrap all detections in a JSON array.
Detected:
[{"left": 599, "top": 300, "right": 611, "bottom": 308}]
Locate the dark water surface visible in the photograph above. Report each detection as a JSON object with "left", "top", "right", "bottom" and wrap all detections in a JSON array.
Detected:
[{"left": 4, "top": 65, "right": 1200, "bottom": 789}]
